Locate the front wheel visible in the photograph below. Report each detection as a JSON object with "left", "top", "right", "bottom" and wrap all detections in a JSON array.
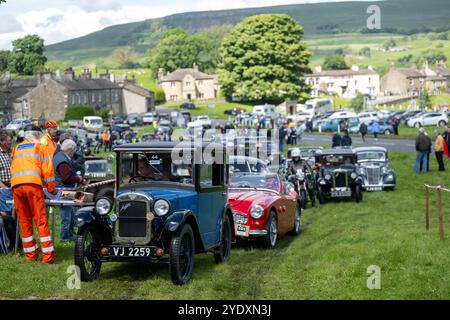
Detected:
[
  {"left": 384, "top": 130, "right": 391, "bottom": 135},
  {"left": 74, "top": 225, "right": 102, "bottom": 282},
  {"left": 354, "top": 185, "right": 363, "bottom": 203},
  {"left": 439, "top": 120, "right": 447, "bottom": 127},
  {"left": 300, "top": 189, "right": 308, "bottom": 209},
  {"left": 169, "top": 224, "right": 195, "bottom": 285},
  {"left": 262, "top": 212, "right": 278, "bottom": 249},
  {"left": 317, "top": 186, "right": 326, "bottom": 204},
  {"left": 214, "top": 214, "right": 232, "bottom": 264}
]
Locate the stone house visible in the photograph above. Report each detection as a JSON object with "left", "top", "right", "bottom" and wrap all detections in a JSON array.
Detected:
[
  {"left": 0, "top": 75, "right": 38, "bottom": 124},
  {"left": 380, "top": 64, "right": 425, "bottom": 97},
  {"left": 420, "top": 61, "right": 449, "bottom": 94},
  {"left": 1, "top": 68, "right": 155, "bottom": 121},
  {"left": 158, "top": 64, "right": 220, "bottom": 102},
  {"left": 304, "top": 65, "right": 380, "bottom": 98}
]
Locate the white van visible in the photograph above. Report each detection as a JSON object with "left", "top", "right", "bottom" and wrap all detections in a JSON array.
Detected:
[
  {"left": 83, "top": 116, "right": 103, "bottom": 130},
  {"left": 301, "top": 99, "right": 332, "bottom": 116},
  {"left": 252, "top": 104, "right": 277, "bottom": 117}
]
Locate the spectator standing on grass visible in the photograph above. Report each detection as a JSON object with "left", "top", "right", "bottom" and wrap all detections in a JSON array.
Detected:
[
  {"left": 414, "top": 128, "right": 432, "bottom": 176},
  {"left": 360, "top": 122, "right": 368, "bottom": 142},
  {"left": 442, "top": 126, "right": 450, "bottom": 158},
  {"left": 372, "top": 121, "right": 380, "bottom": 141},
  {"left": 341, "top": 130, "right": 352, "bottom": 147},
  {"left": 53, "top": 139, "right": 88, "bottom": 243},
  {"left": 332, "top": 131, "right": 342, "bottom": 148},
  {"left": 434, "top": 130, "right": 445, "bottom": 171}
]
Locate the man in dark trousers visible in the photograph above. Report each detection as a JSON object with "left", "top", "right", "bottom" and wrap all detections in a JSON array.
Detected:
[
  {"left": 360, "top": 122, "right": 368, "bottom": 142},
  {"left": 332, "top": 132, "right": 342, "bottom": 148},
  {"left": 434, "top": 130, "right": 445, "bottom": 171},
  {"left": 414, "top": 128, "right": 432, "bottom": 176},
  {"left": 341, "top": 130, "right": 352, "bottom": 147}
]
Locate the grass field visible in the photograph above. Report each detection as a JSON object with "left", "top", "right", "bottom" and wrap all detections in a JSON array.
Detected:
[{"left": 1, "top": 148, "right": 450, "bottom": 299}]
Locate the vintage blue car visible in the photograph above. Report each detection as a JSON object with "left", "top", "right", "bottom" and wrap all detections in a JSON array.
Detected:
[{"left": 74, "top": 141, "right": 234, "bottom": 285}]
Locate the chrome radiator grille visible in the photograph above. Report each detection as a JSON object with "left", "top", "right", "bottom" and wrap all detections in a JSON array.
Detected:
[{"left": 365, "top": 167, "right": 380, "bottom": 185}]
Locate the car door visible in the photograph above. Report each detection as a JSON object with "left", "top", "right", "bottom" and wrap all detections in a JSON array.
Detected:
[
  {"left": 197, "top": 162, "right": 226, "bottom": 248},
  {"left": 278, "top": 177, "right": 296, "bottom": 235}
]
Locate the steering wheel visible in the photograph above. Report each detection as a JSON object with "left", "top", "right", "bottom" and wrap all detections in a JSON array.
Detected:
[{"left": 128, "top": 175, "right": 156, "bottom": 183}]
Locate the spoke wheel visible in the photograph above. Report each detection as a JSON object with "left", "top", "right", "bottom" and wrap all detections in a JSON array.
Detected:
[
  {"left": 290, "top": 205, "right": 302, "bottom": 236},
  {"left": 262, "top": 212, "right": 278, "bottom": 249},
  {"left": 214, "top": 214, "right": 232, "bottom": 264},
  {"left": 74, "top": 226, "right": 102, "bottom": 282},
  {"left": 170, "top": 224, "right": 195, "bottom": 285}
]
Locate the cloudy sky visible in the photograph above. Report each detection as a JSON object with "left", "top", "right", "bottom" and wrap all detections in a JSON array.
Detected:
[{"left": 0, "top": 0, "right": 373, "bottom": 50}]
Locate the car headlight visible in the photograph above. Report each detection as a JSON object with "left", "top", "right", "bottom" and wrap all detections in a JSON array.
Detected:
[
  {"left": 381, "top": 167, "right": 388, "bottom": 174},
  {"left": 154, "top": 199, "right": 170, "bottom": 216},
  {"left": 95, "top": 198, "right": 112, "bottom": 215},
  {"left": 325, "top": 174, "right": 331, "bottom": 180},
  {"left": 358, "top": 168, "right": 365, "bottom": 175},
  {"left": 351, "top": 173, "right": 357, "bottom": 179},
  {"left": 250, "top": 205, "right": 264, "bottom": 219},
  {"left": 297, "top": 172, "right": 305, "bottom": 180}
]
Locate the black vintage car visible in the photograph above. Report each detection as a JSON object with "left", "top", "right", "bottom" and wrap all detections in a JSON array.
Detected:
[
  {"left": 315, "top": 149, "right": 363, "bottom": 203},
  {"left": 74, "top": 141, "right": 233, "bottom": 285}
]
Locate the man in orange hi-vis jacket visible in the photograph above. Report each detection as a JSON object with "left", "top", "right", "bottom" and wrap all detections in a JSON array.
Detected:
[
  {"left": 11, "top": 124, "right": 57, "bottom": 264},
  {"left": 40, "top": 120, "right": 58, "bottom": 159}
]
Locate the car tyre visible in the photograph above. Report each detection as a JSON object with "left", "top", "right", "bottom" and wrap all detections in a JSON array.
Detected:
[
  {"left": 439, "top": 120, "right": 447, "bottom": 127},
  {"left": 414, "top": 122, "right": 421, "bottom": 128},
  {"left": 262, "top": 211, "right": 278, "bottom": 249},
  {"left": 317, "top": 186, "right": 326, "bottom": 204},
  {"left": 74, "top": 225, "right": 102, "bottom": 282},
  {"left": 95, "top": 187, "right": 114, "bottom": 203},
  {"left": 214, "top": 214, "right": 232, "bottom": 264},
  {"left": 290, "top": 205, "right": 302, "bottom": 236},
  {"left": 169, "top": 224, "right": 195, "bottom": 285},
  {"left": 354, "top": 185, "right": 363, "bottom": 203},
  {"left": 384, "top": 130, "right": 391, "bottom": 135}
]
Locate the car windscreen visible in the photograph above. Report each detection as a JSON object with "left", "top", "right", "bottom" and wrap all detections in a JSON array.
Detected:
[
  {"left": 119, "top": 151, "right": 194, "bottom": 185},
  {"left": 91, "top": 119, "right": 102, "bottom": 125},
  {"left": 85, "top": 162, "right": 111, "bottom": 173},
  {"left": 319, "top": 154, "right": 355, "bottom": 167},
  {"left": 357, "top": 152, "right": 386, "bottom": 162},
  {"left": 229, "top": 174, "right": 279, "bottom": 191}
]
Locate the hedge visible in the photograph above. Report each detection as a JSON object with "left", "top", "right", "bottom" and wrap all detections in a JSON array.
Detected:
[{"left": 64, "top": 105, "right": 95, "bottom": 121}]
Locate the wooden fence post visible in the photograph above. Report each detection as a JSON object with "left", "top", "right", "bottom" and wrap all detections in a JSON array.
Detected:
[
  {"left": 425, "top": 186, "right": 430, "bottom": 231},
  {"left": 437, "top": 186, "right": 444, "bottom": 241}
]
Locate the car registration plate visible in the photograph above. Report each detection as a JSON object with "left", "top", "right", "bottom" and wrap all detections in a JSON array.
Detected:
[
  {"left": 331, "top": 189, "right": 352, "bottom": 197},
  {"left": 109, "top": 246, "right": 157, "bottom": 258},
  {"left": 367, "top": 187, "right": 382, "bottom": 191},
  {"left": 235, "top": 224, "right": 250, "bottom": 237}
]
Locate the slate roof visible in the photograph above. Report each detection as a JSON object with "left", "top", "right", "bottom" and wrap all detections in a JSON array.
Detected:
[
  {"left": 396, "top": 68, "right": 424, "bottom": 78},
  {"left": 123, "top": 81, "right": 153, "bottom": 98},
  {"left": 159, "top": 68, "right": 216, "bottom": 82},
  {"left": 54, "top": 78, "right": 120, "bottom": 91}
]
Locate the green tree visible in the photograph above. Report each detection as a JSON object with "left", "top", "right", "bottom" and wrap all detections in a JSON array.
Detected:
[
  {"left": 149, "top": 28, "right": 216, "bottom": 77},
  {"left": 323, "top": 56, "right": 348, "bottom": 70},
  {"left": 383, "top": 38, "right": 397, "bottom": 50},
  {"left": 416, "top": 49, "right": 447, "bottom": 65},
  {"left": 45, "top": 60, "right": 68, "bottom": 73},
  {"left": 0, "top": 50, "right": 10, "bottom": 72},
  {"left": 111, "top": 46, "right": 137, "bottom": 69},
  {"left": 8, "top": 34, "right": 47, "bottom": 75},
  {"left": 359, "top": 47, "right": 371, "bottom": 57},
  {"left": 217, "top": 14, "right": 311, "bottom": 103},
  {"left": 350, "top": 93, "right": 365, "bottom": 113}
]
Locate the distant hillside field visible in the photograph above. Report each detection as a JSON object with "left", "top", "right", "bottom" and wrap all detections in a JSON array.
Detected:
[{"left": 45, "top": 0, "right": 450, "bottom": 65}]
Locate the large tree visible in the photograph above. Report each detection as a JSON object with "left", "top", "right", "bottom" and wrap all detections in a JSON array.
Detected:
[
  {"left": 8, "top": 34, "right": 47, "bottom": 75},
  {"left": 323, "top": 56, "right": 349, "bottom": 70},
  {"left": 217, "top": 14, "right": 311, "bottom": 103},
  {"left": 0, "top": 50, "right": 10, "bottom": 72},
  {"left": 111, "top": 46, "right": 137, "bottom": 69},
  {"left": 148, "top": 29, "right": 216, "bottom": 77}
]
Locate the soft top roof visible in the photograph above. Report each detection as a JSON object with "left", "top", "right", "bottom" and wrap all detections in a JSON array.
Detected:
[{"left": 114, "top": 141, "right": 225, "bottom": 152}]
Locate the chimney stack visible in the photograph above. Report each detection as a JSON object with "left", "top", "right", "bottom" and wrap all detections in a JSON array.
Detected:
[
  {"left": 64, "top": 67, "right": 74, "bottom": 80},
  {"left": 81, "top": 68, "right": 92, "bottom": 79},
  {"left": 158, "top": 68, "right": 164, "bottom": 81},
  {"left": 193, "top": 63, "right": 198, "bottom": 71}
]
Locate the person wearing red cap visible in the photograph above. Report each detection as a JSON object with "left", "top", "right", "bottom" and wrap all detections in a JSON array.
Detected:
[{"left": 41, "top": 120, "right": 58, "bottom": 159}]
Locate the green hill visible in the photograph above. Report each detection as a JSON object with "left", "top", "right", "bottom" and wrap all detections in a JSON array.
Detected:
[{"left": 46, "top": 0, "right": 450, "bottom": 65}]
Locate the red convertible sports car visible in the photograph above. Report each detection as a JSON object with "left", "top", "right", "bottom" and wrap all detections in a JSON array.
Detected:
[{"left": 228, "top": 173, "right": 301, "bottom": 248}]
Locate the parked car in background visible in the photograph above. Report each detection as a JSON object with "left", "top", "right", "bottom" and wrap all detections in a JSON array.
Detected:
[
  {"left": 188, "top": 115, "right": 212, "bottom": 128},
  {"left": 300, "top": 98, "right": 332, "bottom": 116},
  {"left": 224, "top": 107, "right": 246, "bottom": 115},
  {"left": 125, "top": 114, "right": 143, "bottom": 126},
  {"left": 142, "top": 112, "right": 158, "bottom": 125},
  {"left": 156, "top": 120, "right": 173, "bottom": 135},
  {"left": 83, "top": 155, "right": 115, "bottom": 202},
  {"left": 83, "top": 116, "right": 103, "bottom": 131},
  {"left": 229, "top": 156, "right": 270, "bottom": 174},
  {"left": 111, "top": 117, "right": 125, "bottom": 125},
  {"left": 407, "top": 112, "right": 448, "bottom": 128},
  {"left": 358, "top": 112, "right": 379, "bottom": 124},
  {"left": 111, "top": 124, "right": 132, "bottom": 135},
  {"left": 320, "top": 118, "right": 359, "bottom": 132},
  {"left": 354, "top": 147, "right": 396, "bottom": 191},
  {"left": 6, "top": 119, "right": 31, "bottom": 131},
  {"left": 180, "top": 102, "right": 196, "bottom": 109},
  {"left": 74, "top": 141, "right": 233, "bottom": 284},
  {"left": 228, "top": 173, "right": 301, "bottom": 248},
  {"left": 315, "top": 149, "right": 363, "bottom": 203},
  {"left": 350, "top": 119, "right": 394, "bottom": 135},
  {"left": 399, "top": 110, "right": 423, "bottom": 124}
]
